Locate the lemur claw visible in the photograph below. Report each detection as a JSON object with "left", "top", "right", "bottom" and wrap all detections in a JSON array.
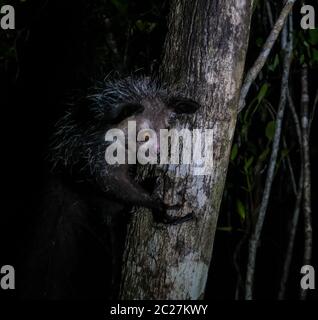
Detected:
[{"left": 153, "top": 202, "right": 194, "bottom": 225}]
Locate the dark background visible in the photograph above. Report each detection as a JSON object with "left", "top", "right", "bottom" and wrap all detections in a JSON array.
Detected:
[{"left": 0, "top": 0, "right": 317, "bottom": 300}]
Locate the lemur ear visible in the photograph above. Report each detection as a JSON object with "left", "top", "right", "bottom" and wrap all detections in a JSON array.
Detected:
[
  {"left": 168, "top": 97, "right": 201, "bottom": 114},
  {"left": 107, "top": 103, "right": 145, "bottom": 124}
]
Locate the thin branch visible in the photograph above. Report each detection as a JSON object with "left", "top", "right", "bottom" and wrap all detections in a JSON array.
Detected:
[
  {"left": 278, "top": 62, "right": 305, "bottom": 299},
  {"left": 278, "top": 169, "right": 303, "bottom": 299},
  {"left": 283, "top": 138, "right": 297, "bottom": 195},
  {"left": 287, "top": 89, "right": 303, "bottom": 146},
  {"left": 239, "top": 0, "right": 296, "bottom": 112},
  {"left": 300, "top": 64, "right": 312, "bottom": 300},
  {"left": 234, "top": 223, "right": 250, "bottom": 300},
  {"left": 309, "top": 89, "right": 318, "bottom": 135},
  {"left": 265, "top": 0, "right": 274, "bottom": 28},
  {"left": 244, "top": 16, "right": 293, "bottom": 300}
]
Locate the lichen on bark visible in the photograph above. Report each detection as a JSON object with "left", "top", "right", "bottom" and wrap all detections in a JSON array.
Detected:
[{"left": 120, "top": 0, "right": 253, "bottom": 300}]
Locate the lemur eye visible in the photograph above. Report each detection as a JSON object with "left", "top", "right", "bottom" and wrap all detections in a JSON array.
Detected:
[
  {"left": 168, "top": 97, "right": 201, "bottom": 114},
  {"left": 139, "top": 129, "right": 151, "bottom": 141}
]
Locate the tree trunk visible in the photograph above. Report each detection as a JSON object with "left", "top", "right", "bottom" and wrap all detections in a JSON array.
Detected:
[{"left": 120, "top": 0, "right": 252, "bottom": 300}]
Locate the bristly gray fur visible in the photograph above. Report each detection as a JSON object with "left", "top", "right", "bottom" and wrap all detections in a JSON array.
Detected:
[
  {"left": 88, "top": 76, "right": 170, "bottom": 120},
  {"left": 49, "top": 76, "right": 177, "bottom": 176}
]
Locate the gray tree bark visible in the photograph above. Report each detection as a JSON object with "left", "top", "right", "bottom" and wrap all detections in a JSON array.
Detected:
[{"left": 120, "top": 0, "right": 253, "bottom": 300}]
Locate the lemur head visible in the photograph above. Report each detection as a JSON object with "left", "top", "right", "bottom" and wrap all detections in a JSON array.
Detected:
[{"left": 50, "top": 77, "right": 200, "bottom": 173}]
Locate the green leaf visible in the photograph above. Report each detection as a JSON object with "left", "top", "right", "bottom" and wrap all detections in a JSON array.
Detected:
[
  {"left": 257, "top": 83, "right": 269, "bottom": 103},
  {"left": 259, "top": 148, "right": 269, "bottom": 162},
  {"left": 135, "top": 20, "right": 156, "bottom": 33},
  {"left": 281, "top": 148, "right": 289, "bottom": 158},
  {"left": 303, "top": 40, "right": 310, "bottom": 48},
  {"left": 308, "top": 29, "right": 318, "bottom": 46},
  {"left": 236, "top": 199, "right": 246, "bottom": 222},
  {"left": 312, "top": 48, "right": 318, "bottom": 63},
  {"left": 231, "top": 144, "right": 238, "bottom": 161},
  {"left": 300, "top": 54, "right": 305, "bottom": 65},
  {"left": 110, "top": 0, "right": 128, "bottom": 14},
  {"left": 268, "top": 54, "right": 279, "bottom": 72},
  {"left": 244, "top": 156, "right": 254, "bottom": 172},
  {"left": 135, "top": 20, "right": 146, "bottom": 31},
  {"left": 265, "top": 121, "right": 276, "bottom": 141}
]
